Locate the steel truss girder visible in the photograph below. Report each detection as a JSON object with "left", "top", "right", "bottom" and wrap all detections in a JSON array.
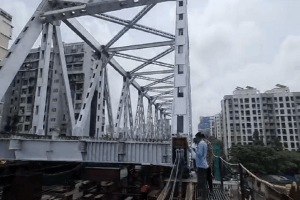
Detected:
[
  {"left": 108, "top": 40, "right": 174, "bottom": 52},
  {"left": 130, "top": 47, "right": 174, "bottom": 74},
  {"left": 113, "top": 52, "right": 174, "bottom": 69},
  {"left": 93, "top": 14, "right": 175, "bottom": 39},
  {"left": 42, "top": 0, "right": 174, "bottom": 22},
  {"left": 63, "top": 19, "right": 161, "bottom": 109},
  {"left": 0, "top": 138, "right": 171, "bottom": 165},
  {"left": 105, "top": 4, "right": 155, "bottom": 48}
]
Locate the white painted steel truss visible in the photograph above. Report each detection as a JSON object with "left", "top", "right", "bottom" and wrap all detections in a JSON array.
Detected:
[{"left": 0, "top": 0, "right": 192, "bottom": 164}]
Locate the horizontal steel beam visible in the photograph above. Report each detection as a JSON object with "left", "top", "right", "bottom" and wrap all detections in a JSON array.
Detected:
[
  {"left": 114, "top": 52, "right": 174, "bottom": 68},
  {"left": 147, "top": 86, "right": 174, "bottom": 90},
  {"left": 134, "top": 75, "right": 173, "bottom": 84},
  {"left": 133, "top": 69, "right": 173, "bottom": 76},
  {"left": 43, "top": 0, "right": 174, "bottom": 22},
  {"left": 108, "top": 40, "right": 174, "bottom": 52},
  {"left": 93, "top": 14, "right": 175, "bottom": 39},
  {"left": 0, "top": 137, "right": 171, "bottom": 165}
]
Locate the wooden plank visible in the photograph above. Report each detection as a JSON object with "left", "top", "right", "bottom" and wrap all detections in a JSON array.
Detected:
[
  {"left": 185, "top": 183, "right": 194, "bottom": 200},
  {"left": 157, "top": 185, "right": 171, "bottom": 200}
]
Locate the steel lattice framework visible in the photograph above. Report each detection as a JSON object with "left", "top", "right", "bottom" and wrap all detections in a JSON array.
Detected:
[{"left": 0, "top": 0, "right": 192, "bottom": 165}]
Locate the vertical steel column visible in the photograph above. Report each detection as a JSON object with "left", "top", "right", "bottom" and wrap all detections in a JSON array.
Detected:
[
  {"left": 146, "top": 100, "right": 153, "bottom": 138},
  {"left": 73, "top": 60, "right": 103, "bottom": 136},
  {"left": 115, "top": 78, "right": 127, "bottom": 138},
  {"left": 104, "top": 68, "right": 114, "bottom": 137},
  {"left": 0, "top": 0, "right": 46, "bottom": 101},
  {"left": 127, "top": 80, "right": 134, "bottom": 138},
  {"left": 95, "top": 67, "right": 106, "bottom": 138},
  {"left": 123, "top": 80, "right": 129, "bottom": 138},
  {"left": 47, "top": 27, "right": 64, "bottom": 135},
  {"left": 32, "top": 23, "right": 53, "bottom": 135},
  {"left": 154, "top": 106, "right": 159, "bottom": 139},
  {"left": 54, "top": 26, "right": 76, "bottom": 131},
  {"left": 171, "top": 0, "right": 192, "bottom": 136}
]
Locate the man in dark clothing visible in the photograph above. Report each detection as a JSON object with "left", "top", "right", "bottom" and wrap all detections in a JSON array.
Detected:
[{"left": 203, "top": 133, "right": 214, "bottom": 193}]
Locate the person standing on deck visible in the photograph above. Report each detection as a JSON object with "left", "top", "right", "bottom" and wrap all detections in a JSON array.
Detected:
[{"left": 195, "top": 132, "right": 208, "bottom": 199}]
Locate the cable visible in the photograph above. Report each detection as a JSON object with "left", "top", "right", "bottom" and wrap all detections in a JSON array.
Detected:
[
  {"left": 162, "top": 149, "right": 179, "bottom": 199},
  {"left": 169, "top": 149, "right": 181, "bottom": 200}
]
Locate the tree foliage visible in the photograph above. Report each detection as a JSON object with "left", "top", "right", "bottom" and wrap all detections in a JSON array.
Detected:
[{"left": 229, "top": 145, "right": 300, "bottom": 174}]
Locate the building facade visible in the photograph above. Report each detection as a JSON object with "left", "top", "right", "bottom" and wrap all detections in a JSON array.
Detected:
[
  {"left": 0, "top": 8, "right": 12, "bottom": 62},
  {"left": 0, "top": 8, "right": 13, "bottom": 128},
  {"left": 0, "top": 42, "right": 94, "bottom": 135},
  {"left": 198, "top": 116, "right": 211, "bottom": 135},
  {"left": 222, "top": 86, "right": 300, "bottom": 156},
  {"left": 212, "top": 113, "right": 222, "bottom": 140}
]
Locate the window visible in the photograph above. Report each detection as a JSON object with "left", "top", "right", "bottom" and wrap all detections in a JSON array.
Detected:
[
  {"left": 75, "top": 103, "right": 81, "bottom": 109},
  {"left": 27, "top": 97, "right": 32, "bottom": 104},
  {"left": 22, "top": 80, "right": 28, "bottom": 85},
  {"left": 25, "top": 116, "right": 30, "bottom": 122},
  {"left": 51, "top": 108, "right": 56, "bottom": 112},
  {"left": 22, "top": 89, "right": 27, "bottom": 94},
  {"left": 53, "top": 88, "right": 59, "bottom": 93},
  {"left": 54, "top": 79, "right": 59, "bottom": 83},
  {"left": 76, "top": 94, "right": 82, "bottom": 100},
  {"left": 178, "top": 64, "right": 184, "bottom": 74},
  {"left": 50, "top": 118, "right": 56, "bottom": 122},
  {"left": 179, "top": 1, "right": 183, "bottom": 6},
  {"left": 21, "top": 98, "right": 26, "bottom": 103},
  {"left": 178, "top": 28, "right": 184, "bottom": 36},
  {"left": 177, "top": 115, "right": 184, "bottom": 133},
  {"left": 38, "top": 87, "right": 41, "bottom": 96},
  {"left": 35, "top": 106, "right": 39, "bottom": 115},
  {"left": 178, "top": 45, "right": 183, "bottom": 53},
  {"left": 24, "top": 125, "right": 29, "bottom": 131},
  {"left": 178, "top": 13, "right": 183, "bottom": 20},
  {"left": 178, "top": 87, "right": 184, "bottom": 97}
]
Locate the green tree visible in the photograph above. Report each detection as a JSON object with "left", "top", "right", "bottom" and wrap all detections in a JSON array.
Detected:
[{"left": 229, "top": 145, "right": 300, "bottom": 174}]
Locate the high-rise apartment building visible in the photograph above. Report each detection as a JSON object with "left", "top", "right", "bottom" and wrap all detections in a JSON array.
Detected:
[
  {"left": 211, "top": 113, "right": 222, "bottom": 140},
  {"left": 0, "top": 42, "right": 94, "bottom": 135},
  {"left": 198, "top": 116, "right": 211, "bottom": 134},
  {"left": 0, "top": 8, "right": 13, "bottom": 128},
  {"left": 222, "top": 85, "right": 300, "bottom": 156},
  {"left": 0, "top": 8, "right": 12, "bottom": 62}
]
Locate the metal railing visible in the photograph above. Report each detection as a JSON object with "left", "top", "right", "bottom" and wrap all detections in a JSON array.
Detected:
[{"left": 214, "top": 155, "right": 292, "bottom": 200}]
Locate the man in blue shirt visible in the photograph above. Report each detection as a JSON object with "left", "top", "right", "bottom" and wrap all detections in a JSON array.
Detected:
[{"left": 195, "top": 132, "right": 208, "bottom": 199}]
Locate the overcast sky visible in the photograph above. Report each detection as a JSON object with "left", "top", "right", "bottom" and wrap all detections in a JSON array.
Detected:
[{"left": 3, "top": 0, "right": 300, "bottom": 132}]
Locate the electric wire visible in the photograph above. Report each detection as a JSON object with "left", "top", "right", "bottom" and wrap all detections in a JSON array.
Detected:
[
  {"left": 169, "top": 149, "right": 182, "bottom": 200},
  {"left": 162, "top": 149, "right": 179, "bottom": 199}
]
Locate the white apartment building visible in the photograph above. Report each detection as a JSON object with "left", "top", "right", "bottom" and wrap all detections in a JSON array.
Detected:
[
  {"left": 222, "top": 85, "right": 300, "bottom": 156},
  {"left": 0, "top": 8, "right": 12, "bottom": 62},
  {"left": 0, "top": 42, "right": 94, "bottom": 135},
  {"left": 0, "top": 8, "right": 13, "bottom": 128},
  {"left": 212, "top": 113, "right": 222, "bottom": 140}
]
